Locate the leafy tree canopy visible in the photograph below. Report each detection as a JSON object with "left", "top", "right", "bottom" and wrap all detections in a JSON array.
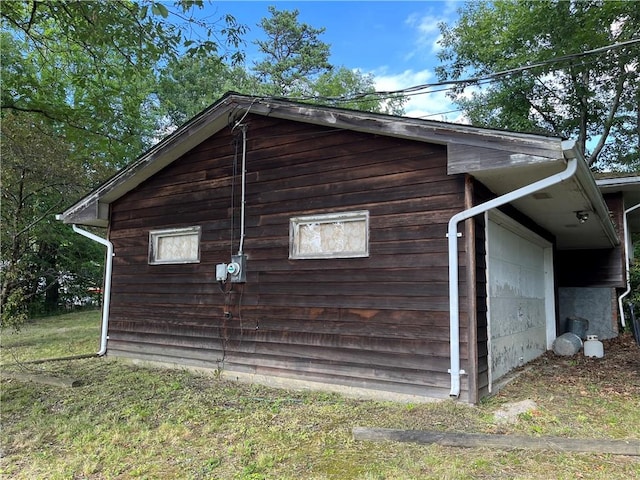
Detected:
[
  {"left": 1, "top": 112, "right": 104, "bottom": 328},
  {"left": 154, "top": 6, "right": 406, "bottom": 126},
  {"left": 0, "top": 1, "right": 246, "bottom": 326},
  {"left": 154, "top": 53, "right": 257, "bottom": 128},
  {"left": 436, "top": 0, "right": 640, "bottom": 170},
  {"left": 1, "top": 0, "right": 246, "bottom": 170},
  {"left": 249, "top": 6, "right": 405, "bottom": 113},
  {"left": 313, "top": 67, "right": 406, "bottom": 115}
]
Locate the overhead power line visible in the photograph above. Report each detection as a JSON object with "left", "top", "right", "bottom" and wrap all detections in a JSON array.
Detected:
[
  {"left": 294, "top": 37, "right": 640, "bottom": 107},
  {"left": 380, "top": 37, "right": 640, "bottom": 97}
]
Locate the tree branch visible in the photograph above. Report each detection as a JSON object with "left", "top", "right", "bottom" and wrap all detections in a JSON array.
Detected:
[
  {"left": 525, "top": 94, "right": 561, "bottom": 133},
  {"left": 588, "top": 70, "right": 629, "bottom": 165},
  {"left": 26, "top": 1, "right": 39, "bottom": 34},
  {"left": 14, "top": 197, "right": 64, "bottom": 239},
  {"left": 1, "top": 104, "right": 124, "bottom": 144}
]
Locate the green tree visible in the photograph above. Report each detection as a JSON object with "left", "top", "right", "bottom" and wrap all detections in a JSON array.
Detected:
[
  {"left": 314, "top": 67, "right": 406, "bottom": 115},
  {"left": 154, "top": 54, "right": 258, "bottom": 128},
  {"left": 1, "top": 112, "right": 104, "bottom": 328},
  {"left": 0, "top": 1, "right": 246, "bottom": 327},
  {"left": 154, "top": 6, "right": 405, "bottom": 126},
  {"left": 253, "top": 6, "right": 332, "bottom": 96},
  {"left": 436, "top": 0, "right": 640, "bottom": 170},
  {"left": 250, "top": 7, "right": 405, "bottom": 113},
  {"left": 1, "top": 0, "right": 246, "bottom": 168}
]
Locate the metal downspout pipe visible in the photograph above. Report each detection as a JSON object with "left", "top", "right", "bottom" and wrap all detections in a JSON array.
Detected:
[
  {"left": 447, "top": 141, "right": 580, "bottom": 398},
  {"left": 72, "top": 225, "right": 113, "bottom": 356},
  {"left": 617, "top": 203, "right": 640, "bottom": 328},
  {"left": 238, "top": 124, "right": 248, "bottom": 255}
]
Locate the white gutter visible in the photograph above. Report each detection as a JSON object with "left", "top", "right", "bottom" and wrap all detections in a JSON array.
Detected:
[
  {"left": 447, "top": 140, "right": 580, "bottom": 398},
  {"left": 71, "top": 225, "right": 113, "bottom": 356},
  {"left": 618, "top": 203, "right": 640, "bottom": 327}
]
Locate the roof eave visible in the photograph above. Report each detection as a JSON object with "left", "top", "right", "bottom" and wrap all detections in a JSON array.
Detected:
[{"left": 56, "top": 93, "right": 587, "bottom": 229}]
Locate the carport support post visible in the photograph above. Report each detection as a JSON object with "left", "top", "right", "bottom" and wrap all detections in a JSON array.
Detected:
[{"left": 447, "top": 146, "right": 579, "bottom": 399}]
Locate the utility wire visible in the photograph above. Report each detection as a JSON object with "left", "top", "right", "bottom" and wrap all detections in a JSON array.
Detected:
[
  {"left": 229, "top": 38, "right": 638, "bottom": 124},
  {"left": 283, "top": 37, "right": 640, "bottom": 108},
  {"left": 376, "top": 37, "right": 640, "bottom": 97}
]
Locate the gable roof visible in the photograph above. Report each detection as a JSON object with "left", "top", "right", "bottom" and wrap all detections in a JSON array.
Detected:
[{"left": 58, "top": 92, "right": 619, "bottom": 250}]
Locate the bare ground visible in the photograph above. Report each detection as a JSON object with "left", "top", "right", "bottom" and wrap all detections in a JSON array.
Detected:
[{"left": 507, "top": 333, "right": 640, "bottom": 401}]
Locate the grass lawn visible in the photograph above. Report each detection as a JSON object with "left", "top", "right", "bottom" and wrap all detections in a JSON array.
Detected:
[{"left": 1, "top": 311, "right": 639, "bottom": 479}]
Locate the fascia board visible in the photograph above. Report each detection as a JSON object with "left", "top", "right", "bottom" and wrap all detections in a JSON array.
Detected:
[
  {"left": 255, "top": 98, "right": 566, "bottom": 159},
  {"left": 596, "top": 176, "right": 640, "bottom": 189}
]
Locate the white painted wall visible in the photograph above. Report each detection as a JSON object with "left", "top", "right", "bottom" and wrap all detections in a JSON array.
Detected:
[{"left": 486, "top": 212, "right": 555, "bottom": 386}]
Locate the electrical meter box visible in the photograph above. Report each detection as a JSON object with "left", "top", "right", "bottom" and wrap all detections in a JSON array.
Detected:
[
  {"left": 216, "top": 255, "right": 247, "bottom": 283},
  {"left": 228, "top": 254, "right": 247, "bottom": 283},
  {"left": 227, "top": 255, "right": 247, "bottom": 283}
]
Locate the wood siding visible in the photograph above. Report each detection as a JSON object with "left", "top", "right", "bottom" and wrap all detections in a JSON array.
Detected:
[{"left": 107, "top": 115, "right": 471, "bottom": 401}]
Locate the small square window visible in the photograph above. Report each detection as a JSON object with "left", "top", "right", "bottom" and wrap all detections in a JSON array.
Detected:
[
  {"left": 149, "top": 226, "right": 201, "bottom": 265},
  {"left": 289, "top": 211, "right": 369, "bottom": 259}
]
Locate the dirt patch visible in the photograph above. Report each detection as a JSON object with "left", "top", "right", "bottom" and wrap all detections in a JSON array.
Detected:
[
  {"left": 493, "top": 332, "right": 640, "bottom": 414},
  {"left": 493, "top": 399, "right": 538, "bottom": 424},
  {"left": 531, "top": 333, "right": 639, "bottom": 395}
]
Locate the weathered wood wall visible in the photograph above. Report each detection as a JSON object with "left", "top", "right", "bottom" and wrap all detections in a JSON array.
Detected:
[{"left": 107, "top": 114, "right": 470, "bottom": 400}]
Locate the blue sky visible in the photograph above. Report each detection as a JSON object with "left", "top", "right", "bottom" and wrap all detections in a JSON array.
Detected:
[{"left": 202, "top": 1, "right": 464, "bottom": 120}]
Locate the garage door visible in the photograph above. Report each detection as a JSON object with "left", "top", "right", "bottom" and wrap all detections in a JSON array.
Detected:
[{"left": 487, "top": 212, "right": 555, "bottom": 387}]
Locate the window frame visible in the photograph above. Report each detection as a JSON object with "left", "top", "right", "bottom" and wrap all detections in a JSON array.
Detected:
[
  {"left": 148, "top": 226, "right": 201, "bottom": 265},
  {"left": 289, "top": 210, "right": 370, "bottom": 260}
]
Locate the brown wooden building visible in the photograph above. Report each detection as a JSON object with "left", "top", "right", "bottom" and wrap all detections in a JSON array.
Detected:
[{"left": 58, "top": 93, "right": 638, "bottom": 403}]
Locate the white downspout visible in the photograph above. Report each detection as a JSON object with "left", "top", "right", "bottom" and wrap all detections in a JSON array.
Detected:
[
  {"left": 617, "top": 203, "right": 640, "bottom": 328},
  {"left": 72, "top": 225, "right": 113, "bottom": 356},
  {"left": 238, "top": 124, "right": 247, "bottom": 255},
  {"left": 447, "top": 141, "right": 580, "bottom": 398}
]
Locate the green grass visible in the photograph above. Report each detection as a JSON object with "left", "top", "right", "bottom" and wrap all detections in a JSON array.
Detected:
[
  {"left": 1, "top": 312, "right": 639, "bottom": 479},
  {"left": 1, "top": 310, "right": 103, "bottom": 362}
]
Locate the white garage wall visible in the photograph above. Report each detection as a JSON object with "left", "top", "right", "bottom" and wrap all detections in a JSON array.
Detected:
[{"left": 486, "top": 211, "right": 555, "bottom": 387}]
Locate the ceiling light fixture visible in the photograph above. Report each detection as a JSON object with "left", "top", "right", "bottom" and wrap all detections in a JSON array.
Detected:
[{"left": 575, "top": 211, "right": 589, "bottom": 224}]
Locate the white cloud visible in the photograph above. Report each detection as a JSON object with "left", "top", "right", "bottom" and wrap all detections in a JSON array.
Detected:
[
  {"left": 403, "top": 14, "right": 442, "bottom": 61},
  {"left": 356, "top": 2, "right": 469, "bottom": 123},
  {"left": 404, "top": 2, "right": 460, "bottom": 59},
  {"left": 373, "top": 68, "right": 467, "bottom": 123},
  {"left": 374, "top": 68, "right": 433, "bottom": 91},
  {"left": 373, "top": 1, "right": 476, "bottom": 125}
]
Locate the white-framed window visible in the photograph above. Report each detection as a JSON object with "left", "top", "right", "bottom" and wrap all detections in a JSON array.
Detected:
[
  {"left": 148, "top": 226, "right": 201, "bottom": 265},
  {"left": 289, "top": 211, "right": 369, "bottom": 259}
]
